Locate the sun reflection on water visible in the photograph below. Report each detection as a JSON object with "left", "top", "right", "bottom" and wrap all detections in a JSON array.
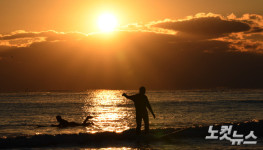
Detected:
[
  {"left": 95, "top": 148, "right": 133, "bottom": 150},
  {"left": 82, "top": 90, "right": 132, "bottom": 133}
]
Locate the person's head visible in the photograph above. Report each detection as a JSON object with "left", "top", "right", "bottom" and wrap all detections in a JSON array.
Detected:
[
  {"left": 139, "top": 86, "right": 146, "bottom": 94},
  {"left": 56, "top": 115, "right": 62, "bottom": 122}
]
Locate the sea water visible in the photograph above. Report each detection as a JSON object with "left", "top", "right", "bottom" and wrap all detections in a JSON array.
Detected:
[{"left": 0, "top": 89, "right": 263, "bottom": 149}]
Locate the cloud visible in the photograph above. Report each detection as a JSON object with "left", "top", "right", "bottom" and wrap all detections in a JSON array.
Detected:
[
  {"left": 0, "top": 13, "right": 263, "bottom": 91},
  {"left": 151, "top": 13, "right": 251, "bottom": 39},
  {"left": 216, "top": 32, "right": 263, "bottom": 53},
  {"left": 149, "top": 13, "right": 263, "bottom": 53},
  {"left": 1, "top": 13, "right": 262, "bottom": 50},
  {"left": 0, "top": 30, "right": 88, "bottom": 47}
]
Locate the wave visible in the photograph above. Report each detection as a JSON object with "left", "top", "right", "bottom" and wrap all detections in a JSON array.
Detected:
[
  {"left": 151, "top": 99, "right": 263, "bottom": 106},
  {"left": 235, "top": 100, "right": 263, "bottom": 103},
  {"left": 1, "top": 120, "right": 263, "bottom": 148},
  {"left": 0, "top": 128, "right": 173, "bottom": 148}
]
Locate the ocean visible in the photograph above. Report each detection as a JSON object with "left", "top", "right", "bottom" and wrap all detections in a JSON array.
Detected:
[{"left": 0, "top": 89, "right": 263, "bottom": 149}]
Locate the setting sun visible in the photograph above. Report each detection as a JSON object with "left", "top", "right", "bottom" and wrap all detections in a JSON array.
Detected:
[{"left": 97, "top": 13, "right": 118, "bottom": 32}]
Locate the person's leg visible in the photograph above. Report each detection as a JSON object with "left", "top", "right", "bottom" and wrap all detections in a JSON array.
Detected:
[
  {"left": 82, "top": 116, "right": 93, "bottom": 125},
  {"left": 143, "top": 114, "right": 149, "bottom": 134},
  {"left": 136, "top": 114, "right": 142, "bottom": 134}
]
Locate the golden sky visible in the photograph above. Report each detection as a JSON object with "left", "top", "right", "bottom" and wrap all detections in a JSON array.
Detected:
[
  {"left": 0, "top": 0, "right": 263, "bottom": 91},
  {"left": 0, "top": 0, "right": 263, "bottom": 33}
]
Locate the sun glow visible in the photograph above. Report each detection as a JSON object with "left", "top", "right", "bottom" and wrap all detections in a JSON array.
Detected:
[{"left": 97, "top": 13, "right": 118, "bottom": 32}]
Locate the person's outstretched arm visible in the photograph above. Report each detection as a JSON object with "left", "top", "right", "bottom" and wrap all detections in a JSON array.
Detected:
[
  {"left": 122, "top": 93, "right": 136, "bottom": 101},
  {"left": 146, "top": 97, "right": 156, "bottom": 119}
]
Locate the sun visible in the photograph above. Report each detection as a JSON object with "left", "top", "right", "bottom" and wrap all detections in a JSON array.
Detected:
[{"left": 97, "top": 13, "right": 118, "bottom": 32}]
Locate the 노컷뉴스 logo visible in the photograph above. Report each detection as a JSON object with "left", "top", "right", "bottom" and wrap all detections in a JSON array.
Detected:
[{"left": 205, "top": 125, "right": 257, "bottom": 145}]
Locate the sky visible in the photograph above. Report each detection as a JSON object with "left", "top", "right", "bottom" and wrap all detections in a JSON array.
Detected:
[
  {"left": 1, "top": 0, "right": 263, "bottom": 33},
  {"left": 0, "top": 0, "right": 263, "bottom": 91}
]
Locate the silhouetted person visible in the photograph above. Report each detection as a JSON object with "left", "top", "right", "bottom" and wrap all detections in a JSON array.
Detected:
[
  {"left": 122, "top": 86, "right": 155, "bottom": 134},
  {"left": 53, "top": 115, "right": 93, "bottom": 127}
]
